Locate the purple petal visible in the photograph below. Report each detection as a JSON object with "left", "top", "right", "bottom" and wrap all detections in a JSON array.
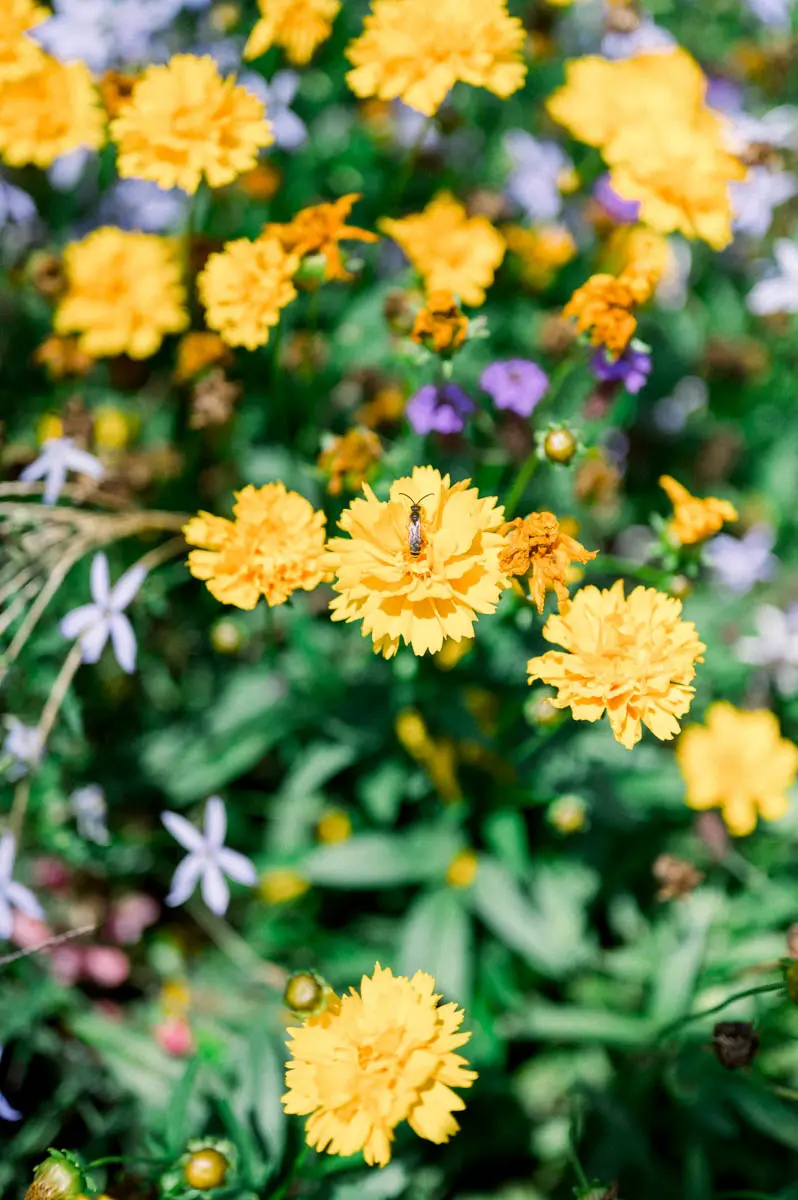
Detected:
[
  {"left": 165, "top": 855, "right": 203, "bottom": 908},
  {"left": 161, "top": 811, "right": 205, "bottom": 853},
  {"left": 60, "top": 604, "right": 99, "bottom": 642},
  {"left": 109, "top": 613, "right": 137, "bottom": 673},
  {"left": 201, "top": 863, "right": 230, "bottom": 916},
  {"left": 90, "top": 553, "right": 111, "bottom": 606},
  {"left": 110, "top": 563, "right": 147, "bottom": 612},
  {"left": 79, "top": 619, "right": 110, "bottom": 664},
  {"left": 217, "top": 847, "right": 257, "bottom": 886},
  {"left": 6, "top": 881, "right": 44, "bottom": 921},
  {"left": 0, "top": 1091, "right": 21, "bottom": 1122},
  {"left": 203, "top": 796, "right": 227, "bottom": 847}
]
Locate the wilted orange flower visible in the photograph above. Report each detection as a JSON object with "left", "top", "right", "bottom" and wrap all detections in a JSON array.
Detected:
[
  {"left": 500, "top": 512, "right": 597, "bottom": 613},
  {"left": 33, "top": 336, "right": 95, "bottom": 381},
  {"left": 326, "top": 466, "right": 508, "bottom": 658},
  {"left": 110, "top": 54, "right": 273, "bottom": 193},
  {"left": 318, "top": 428, "right": 383, "bottom": 496},
  {"left": 55, "top": 228, "right": 188, "bottom": 360},
  {"left": 0, "top": 54, "right": 104, "bottom": 167},
  {"left": 264, "top": 194, "right": 378, "bottom": 283},
  {"left": 197, "top": 236, "right": 299, "bottom": 349},
  {"left": 659, "top": 475, "right": 738, "bottom": 546},
  {"left": 98, "top": 69, "right": 137, "bottom": 118},
  {"left": 245, "top": 0, "right": 341, "bottom": 65},
  {"left": 563, "top": 274, "right": 640, "bottom": 354},
  {"left": 357, "top": 385, "right": 406, "bottom": 428},
  {"left": 174, "top": 331, "right": 231, "bottom": 383},
  {"left": 503, "top": 224, "right": 577, "bottom": 290},
  {"left": 282, "top": 964, "right": 477, "bottom": 1165},
  {"left": 0, "top": 0, "right": 47, "bottom": 82},
  {"left": 346, "top": 0, "right": 526, "bottom": 117},
  {"left": 183, "top": 483, "right": 327, "bottom": 609},
  {"left": 528, "top": 580, "right": 706, "bottom": 749},
  {"left": 411, "top": 291, "right": 468, "bottom": 354},
  {"left": 381, "top": 194, "right": 505, "bottom": 308},
  {"left": 677, "top": 702, "right": 798, "bottom": 836}
]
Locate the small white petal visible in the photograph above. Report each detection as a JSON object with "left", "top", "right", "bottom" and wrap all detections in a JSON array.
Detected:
[
  {"left": 79, "top": 619, "right": 111, "bottom": 664},
  {"left": 110, "top": 563, "right": 147, "bottom": 612},
  {"left": 217, "top": 847, "right": 257, "bottom": 887},
  {"left": 90, "top": 552, "right": 111, "bottom": 606},
  {"left": 201, "top": 863, "right": 230, "bottom": 915},
  {"left": 161, "top": 811, "right": 205, "bottom": 853},
  {"left": 165, "top": 854, "right": 204, "bottom": 908},
  {"left": 65, "top": 447, "right": 105, "bottom": 480},
  {"left": 6, "top": 881, "right": 44, "bottom": 921},
  {"left": 19, "top": 456, "right": 47, "bottom": 484},
  {"left": 42, "top": 462, "right": 67, "bottom": 506},
  {"left": 60, "top": 604, "right": 100, "bottom": 642},
  {"left": 109, "top": 612, "right": 137, "bottom": 673},
  {"left": 0, "top": 836, "right": 15, "bottom": 882},
  {"left": 203, "top": 796, "right": 227, "bottom": 848}
]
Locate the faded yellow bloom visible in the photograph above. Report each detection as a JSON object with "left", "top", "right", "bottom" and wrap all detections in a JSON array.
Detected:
[
  {"left": 197, "top": 236, "right": 299, "bottom": 350},
  {"left": 259, "top": 868, "right": 312, "bottom": 904},
  {"left": 174, "top": 331, "right": 231, "bottom": 383},
  {"left": 245, "top": 0, "right": 341, "bottom": 65},
  {"left": 500, "top": 512, "right": 597, "bottom": 613},
  {"left": 411, "top": 290, "right": 469, "bottom": 354},
  {"left": 326, "top": 466, "right": 508, "bottom": 658},
  {"left": 264, "top": 194, "right": 378, "bottom": 283},
  {"left": 659, "top": 475, "right": 738, "bottom": 546},
  {"left": 395, "top": 708, "right": 461, "bottom": 802},
  {"left": 346, "top": 0, "right": 526, "bottom": 116},
  {"left": 446, "top": 849, "right": 478, "bottom": 888},
  {"left": 503, "top": 224, "right": 577, "bottom": 290},
  {"left": 33, "top": 336, "right": 95, "bottom": 381},
  {"left": 184, "top": 483, "right": 327, "bottom": 609},
  {"left": 0, "top": 54, "right": 105, "bottom": 168},
  {"left": 677, "top": 702, "right": 798, "bottom": 836},
  {"left": 282, "top": 963, "right": 477, "bottom": 1165},
  {"left": 381, "top": 194, "right": 505, "bottom": 308},
  {"left": 317, "top": 428, "right": 382, "bottom": 497},
  {"left": 111, "top": 54, "right": 273, "bottom": 193},
  {"left": 55, "top": 228, "right": 188, "bottom": 360},
  {"left": 93, "top": 406, "right": 135, "bottom": 452},
  {"left": 528, "top": 580, "right": 706, "bottom": 750},
  {"left": 563, "top": 268, "right": 653, "bottom": 355},
  {"left": 316, "top": 809, "right": 352, "bottom": 844},
  {"left": 0, "top": 0, "right": 48, "bottom": 82}
]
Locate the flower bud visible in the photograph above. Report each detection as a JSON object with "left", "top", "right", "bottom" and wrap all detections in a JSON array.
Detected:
[
  {"left": 284, "top": 970, "right": 327, "bottom": 1016},
  {"left": 668, "top": 574, "right": 692, "bottom": 601},
  {"left": 543, "top": 426, "right": 577, "bottom": 465},
  {"left": 25, "top": 1153, "right": 83, "bottom": 1200},
  {"left": 184, "top": 1147, "right": 229, "bottom": 1191},
  {"left": 712, "top": 1020, "right": 759, "bottom": 1070}
]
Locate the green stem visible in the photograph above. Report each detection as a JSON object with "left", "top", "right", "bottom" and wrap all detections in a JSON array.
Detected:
[
  {"left": 657, "top": 981, "right": 784, "bottom": 1042},
  {"left": 503, "top": 453, "right": 539, "bottom": 519},
  {"left": 268, "top": 1142, "right": 310, "bottom": 1200},
  {"left": 585, "top": 554, "right": 670, "bottom": 588},
  {"left": 391, "top": 115, "right": 435, "bottom": 211},
  {"left": 85, "top": 1154, "right": 163, "bottom": 1169},
  {"left": 566, "top": 1142, "right": 590, "bottom": 1193}
]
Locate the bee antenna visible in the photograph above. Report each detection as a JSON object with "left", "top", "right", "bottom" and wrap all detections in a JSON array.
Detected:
[
  {"left": 417, "top": 493, "right": 434, "bottom": 503},
  {"left": 398, "top": 492, "right": 416, "bottom": 504}
]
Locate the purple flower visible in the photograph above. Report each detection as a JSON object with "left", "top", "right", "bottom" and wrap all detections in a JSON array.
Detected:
[
  {"left": 704, "top": 526, "right": 778, "bottom": 595},
  {"left": 34, "top": 0, "right": 184, "bottom": 72},
  {"left": 240, "top": 71, "right": 307, "bottom": 152},
  {"left": 406, "top": 383, "right": 475, "bottom": 436},
  {"left": 100, "top": 179, "right": 189, "bottom": 233},
  {"left": 743, "top": 0, "right": 793, "bottom": 28},
  {"left": 162, "top": 796, "right": 257, "bottom": 916},
  {"left": 0, "top": 834, "right": 44, "bottom": 941},
  {"left": 600, "top": 17, "right": 675, "bottom": 59},
  {"left": 593, "top": 174, "right": 640, "bottom": 224},
  {"left": 503, "top": 130, "right": 571, "bottom": 222},
  {"left": 590, "top": 345, "right": 651, "bottom": 395},
  {"left": 59, "top": 552, "right": 147, "bottom": 673},
  {"left": 480, "top": 359, "right": 549, "bottom": 417}
]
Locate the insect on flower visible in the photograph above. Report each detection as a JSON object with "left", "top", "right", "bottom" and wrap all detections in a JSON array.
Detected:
[{"left": 399, "top": 492, "right": 433, "bottom": 558}]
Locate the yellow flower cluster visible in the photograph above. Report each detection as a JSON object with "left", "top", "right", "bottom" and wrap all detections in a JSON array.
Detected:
[
  {"left": 0, "top": 0, "right": 47, "bottom": 82},
  {"left": 346, "top": 0, "right": 526, "bottom": 116},
  {"left": 0, "top": 51, "right": 104, "bottom": 168},
  {"left": 198, "top": 236, "right": 299, "bottom": 350},
  {"left": 110, "top": 54, "right": 273, "bottom": 193},
  {"left": 547, "top": 48, "right": 745, "bottom": 248},
  {"left": 282, "top": 964, "right": 477, "bottom": 1166},
  {"left": 245, "top": 0, "right": 341, "bottom": 65},
  {"left": 381, "top": 194, "right": 505, "bottom": 308},
  {"left": 55, "top": 228, "right": 188, "bottom": 360}
]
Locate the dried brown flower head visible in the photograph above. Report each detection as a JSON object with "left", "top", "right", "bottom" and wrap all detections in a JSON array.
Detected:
[
  {"left": 712, "top": 1021, "right": 759, "bottom": 1070},
  {"left": 653, "top": 854, "right": 705, "bottom": 902}
]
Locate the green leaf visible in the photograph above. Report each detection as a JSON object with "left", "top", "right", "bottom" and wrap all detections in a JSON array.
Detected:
[
  {"left": 165, "top": 1056, "right": 201, "bottom": 1158},
  {"left": 279, "top": 741, "right": 358, "bottom": 802},
  {"left": 728, "top": 1079, "right": 798, "bottom": 1152},
  {"left": 301, "top": 826, "right": 461, "bottom": 889},
  {"left": 648, "top": 890, "right": 716, "bottom": 1027},
  {"left": 68, "top": 1013, "right": 185, "bottom": 1111},
  {"left": 501, "top": 1002, "right": 654, "bottom": 1048},
  {"left": 398, "top": 888, "right": 473, "bottom": 1001}
]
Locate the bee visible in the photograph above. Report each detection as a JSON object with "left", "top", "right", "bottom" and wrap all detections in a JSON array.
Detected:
[{"left": 399, "top": 492, "right": 433, "bottom": 558}]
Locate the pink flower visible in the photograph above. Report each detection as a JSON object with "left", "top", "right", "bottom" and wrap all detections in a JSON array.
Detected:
[
  {"left": 83, "top": 946, "right": 130, "bottom": 988},
  {"left": 155, "top": 1019, "right": 195, "bottom": 1057}
]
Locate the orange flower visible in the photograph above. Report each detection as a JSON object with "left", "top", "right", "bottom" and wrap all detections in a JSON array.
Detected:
[
  {"left": 563, "top": 254, "right": 658, "bottom": 355},
  {"left": 411, "top": 290, "right": 468, "bottom": 354},
  {"left": 245, "top": 0, "right": 341, "bottom": 66},
  {"left": 317, "top": 428, "right": 383, "bottom": 496},
  {"left": 659, "top": 475, "right": 738, "bottom": 546},
  {"left": 33, "top": 335, "right": 94, "bottom": 380},
  {"left": 174, "top": 331, "right": 231, "bottom": 383},
  {"left": 500, "top": 512, "right": 597, "bottom": 613},
  {"left": 264, "top": 194, "right": 378, "bottom": 282}
]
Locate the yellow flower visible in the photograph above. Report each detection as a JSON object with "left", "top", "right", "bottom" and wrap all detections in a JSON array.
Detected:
[
  {"left": 36, "top": 413, "right": 64, "bottom": 443},
  {"left": 33, "top": 335, "right": 94, "bottom": 381},
  {"left": 183, "top": 482, "right": 327, "bottom": 609},
  {"left": 0, "top": 0, "right": 48, "bottom": 82},
  {"left": 282, "top": 963, "right": 477, "bottom": 1166},
  {"left": 93, "top": 405, "right": 134, "bottom": 452},
  {"left": 174, "top": 331, "right": 231, "bottom": 383},
  {"left": 446, "top": 849, "right": 478, "bottom": 888},
  {"left": 245, "top": 0, "right": 340, "bottom": 65},
  {"left": 316, "top": 809, "right": 352, "bottom": 844},
  {"left": 659, "top": 475, "right": 738, "bottom": 546},
  {"left": 503, "top": 223, "right": 577, "bottom": 290},
  {"left": 346, "top": 0, "right": 526, "bottom": 117},
  {"left": 326, "top": 466, "right": 508, "bottom": 658},
  {"left": 264, "top": 194, "right": 378, "bottom": 283},
  {"left": 434, "top": 636, "right": 474, "bottom": 670},
  {"left": 110, "top": 54, "right": 273, "bottom": 193},
  {"left": 563, "top": 273, "right": 641, "bottom": 355},
  {"left": 317, "top": 428, "right": 383, "bottom": 497},
  {"left": 0, "top": 54, "right": 105, "bottom": 167},
  {"left": 259, "top": 868, "right": 311, "bottom": 904},
  {"left": 411, "top": 290, "right": 469, "bottom": 354},
  {"left": 527, "top": 580, "right": 706, "bottom": 750},
  {"left": 54, "top": 228, "right": 188, "bottom": 360},
  {"left": 500, "top": 512, "right": 597, "bottom": 614},
  {"left": 380, "top": 194, "right": 505, "bottom": 308},
  {"left": 395, "top": 707, "right": 461, "bottom": 802},
  {"left": 197, "top": 236, "right": 299, "bottom": 350},
  {"left": 677, "top": 702, "right": 798, "bottom": 836}
]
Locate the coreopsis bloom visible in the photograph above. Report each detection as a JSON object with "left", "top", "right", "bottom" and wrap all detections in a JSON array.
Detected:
[
  {"left": 381, "top": 194, "right": 505, "bottom": 308},
  {"left": 0, "top": 833, "right": 44, "bottom": 940},
  {"left": 183, "top": 483, "right": 327, "bottom": 609},
  {"left": 0, "top": 0, "right": 47, "bottom": 82},
  {"left": 527, "top": 581, "right": 706, "bottom": 749},
  {"left": 197, "top": 236, "right": 299, "bottom": 350},
  {"left": 317, "top": 428, "right": 383, "bottom": 496},
  {"left": 501, "top": 512, "right": 597, "bottom": 613},
  {"left": 282, "top": 963, "right": 477, "bottom": 1165},
  {"left": 563, "top": 273, "right": 643, "bottom": 355},
  {"left": 174, "top": 331, "right": 231, "bottom": 384},
  {"left": 162, "top": 796, "right": 257, "bottom": 916},
  {"left": 20, "top": 437, "right": 104, "bottom": 505},
  {"left": 411, "top": 291, "right": 468, "bottom": 354},
  {"left": 326, "top": 466, "right": 508, "bottom": 658},
  {"left": 263, "top": 194, "right": 378, "bottom": 283},
  {"left": 659, "top": 475, "right": 738, "bottom": 546},
  {"left": 480, "top": 359, "right": 549, "bottom": 417},
  {"left": 677, "top": 702, "right": 798, "bottom": 836},
  {"left": 110, "top": 55, "right": 273, "bottom": 193},
  {"left": 245, "top": 0, "right": 341, "bottom": 65},
  {"left": 60, "top": 552, "right": 147, "bottom": 673},
  {"left": 502, "top": 223, "right": 577, "bottom": 290},
  {"left": 346, "top": 0, "right": 526, "bottom": 117},
  {"left": 55, "top": 228, "right": 188, "bottom": 359},
  {"left": 0, "top": 54, "right": 104, "bottom": 168}
]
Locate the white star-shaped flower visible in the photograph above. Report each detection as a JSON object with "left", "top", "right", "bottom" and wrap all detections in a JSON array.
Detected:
[
  {"left": 748, "top": 239, "right": 798, "bottom": 315},
  {"left": 0, "top": 833, "right": 44, "bottom": 941},
  {"left": 162, "top": 796, "right": 257, "bottom": 916},
  {"left": 19, "top": 437, "right": 104, "bottom": 505},
  {"left": 60, "top": 552, "right": 146, "bottom": 673}
]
